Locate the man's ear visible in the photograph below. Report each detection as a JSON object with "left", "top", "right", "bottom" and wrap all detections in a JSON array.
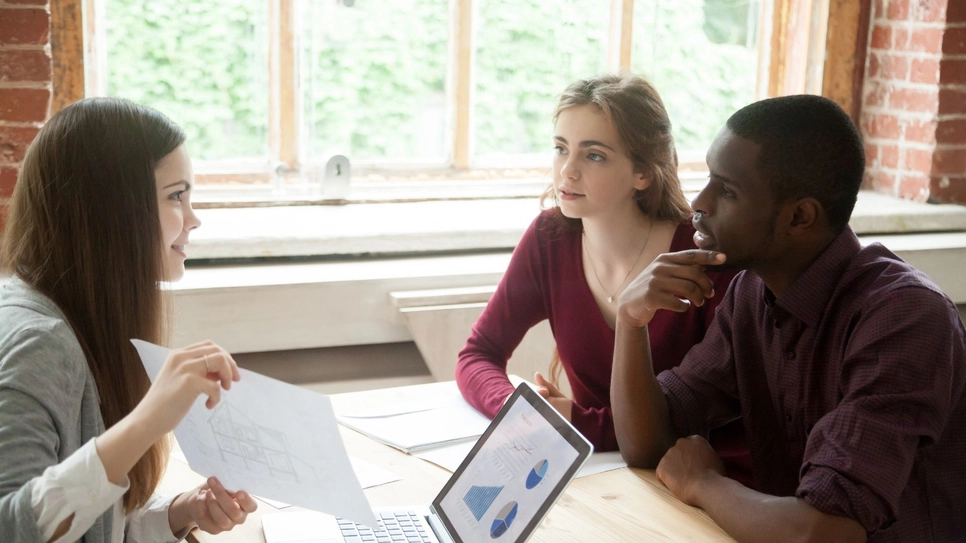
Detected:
[
  {"left": 633, "top": 171, "right": 652, "bottom": 192},
  {"left": 788, "top": 198, "right": 821, "bottom": 234}
]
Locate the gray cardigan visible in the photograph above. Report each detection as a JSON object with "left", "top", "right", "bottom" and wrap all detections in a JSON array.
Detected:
[{"left": 0, "top": 278, "right": 113, "bottom": 543}]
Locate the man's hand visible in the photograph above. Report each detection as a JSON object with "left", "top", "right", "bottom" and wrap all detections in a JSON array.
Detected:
[
  {"left": 534, "top": 372, "right": 573, "bottom": 422},
  {"left": 656, "top": 435, "right": 726, "bottom": 506},
  {"left": 617, "top": 250, "right": 726, "bottom": 328}
]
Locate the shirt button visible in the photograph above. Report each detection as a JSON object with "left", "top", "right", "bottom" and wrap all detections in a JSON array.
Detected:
[
  {"left": 89, "top": 490, "right": 98, "bottom": 500},
  {"left": 785, "top": 350, "right": 795, "bottom": 360}
]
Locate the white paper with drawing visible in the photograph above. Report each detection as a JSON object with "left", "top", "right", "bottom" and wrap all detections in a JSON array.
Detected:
[{"left": 132, "top": 340, "right": 378, "bottom": 528}]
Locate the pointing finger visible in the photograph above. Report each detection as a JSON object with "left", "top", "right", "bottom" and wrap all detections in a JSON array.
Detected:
[{"left": 665, "top": 250, "right": 726, "bottom": 266}]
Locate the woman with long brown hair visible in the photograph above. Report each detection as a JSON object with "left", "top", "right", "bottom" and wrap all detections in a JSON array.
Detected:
[
  {"left": 0, "top": 98, "right": 256, "bottom": 541},
  {"left": 456, "top": 74, "right": 752, "bottom": 486}
]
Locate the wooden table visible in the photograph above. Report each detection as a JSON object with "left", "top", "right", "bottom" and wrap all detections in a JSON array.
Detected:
[{"left": 159, "top": 424, "right": 735, "bottom": 543}]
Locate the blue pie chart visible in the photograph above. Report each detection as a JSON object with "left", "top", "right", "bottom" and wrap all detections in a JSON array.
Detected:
[
  {"left": 526, "top": 459, "right": 549, "bottom": 489},
  {"left": 489, "top": 501, "right": 518, "bottom": 538}
]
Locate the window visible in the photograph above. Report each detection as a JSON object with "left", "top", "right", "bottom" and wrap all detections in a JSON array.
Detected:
[
  {"left": 633, "top": 0, "right": 762, "bottom": 162},
  {"left": 101, "top": 0, "right": 269, "bottom": 162},
  {"left": 300, "top": 0, "right": 450, "bottom": 166},
  {"left": 473, "top": 0, "right": 610, "bottom": 165},
  {"left": 85, "top": 0, "right": 777, "bottom": 199}
]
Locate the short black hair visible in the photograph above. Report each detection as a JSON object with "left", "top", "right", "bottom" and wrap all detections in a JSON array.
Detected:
[{"left": 725, "top": 95, "right": 865, "bottom": 229}]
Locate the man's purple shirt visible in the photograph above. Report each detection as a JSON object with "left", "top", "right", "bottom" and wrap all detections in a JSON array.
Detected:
[{"left": 658, "top": 227, "right": 966, "bottom": 542}]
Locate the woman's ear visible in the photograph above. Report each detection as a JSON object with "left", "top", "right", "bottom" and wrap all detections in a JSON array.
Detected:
[{"left": 633, "top": 171, "right": 652, "bottom": 192}]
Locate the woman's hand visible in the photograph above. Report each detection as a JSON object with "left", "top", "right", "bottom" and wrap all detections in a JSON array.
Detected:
[
  {"left": 96, "top": 341, "right": 240, "bottom": 487},
  {"left": 534, "top": 372, "right": 573, "bottom": 421},
  {"left": 134, "top": 341, "right": 240, "bottom": 442},
  {"left": 168, "top": 477, "right": 258, "bottom": 536}
]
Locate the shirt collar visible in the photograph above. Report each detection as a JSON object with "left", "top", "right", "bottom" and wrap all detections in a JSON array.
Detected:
[{"left": 773, "top": 226, "right": 862, "bottom": 328}]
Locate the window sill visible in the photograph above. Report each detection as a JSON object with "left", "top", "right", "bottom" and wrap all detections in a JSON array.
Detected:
[
  {"left": 168, "top": 190, "right": 966, "bottom": 355},
  {"left": 186, "top": 189, "right": 966, "bottom": 262}
]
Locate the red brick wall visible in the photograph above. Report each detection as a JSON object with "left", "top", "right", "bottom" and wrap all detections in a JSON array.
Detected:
[
  {"left": 862, "top": 0, "right": 966, "bottom": 203},
  {"left": 0, "top": 0, "right": 50, "bottom": 228},
  {"left": 931, "top": 0, "right": 966, "bottom": 202}
]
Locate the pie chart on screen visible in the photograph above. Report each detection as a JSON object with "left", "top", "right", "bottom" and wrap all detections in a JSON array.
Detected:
[
  {"left": 489, "top": 501, "right": 518, "bottom": 538},
  {"left": 526, "top": 459, "right": 548, "bottom": 489}
]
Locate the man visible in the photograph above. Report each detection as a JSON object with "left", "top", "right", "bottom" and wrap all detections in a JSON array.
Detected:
[{"left": 611, "top": 95, "right": 965, "bottom": 542}]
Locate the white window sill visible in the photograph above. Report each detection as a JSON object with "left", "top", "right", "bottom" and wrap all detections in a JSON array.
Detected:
[
  {"left": 186, "top": 190, "right": 966, "bottom": 261},
  {"left": 168, "top": 190, "right": 966, "bottom": 355}
]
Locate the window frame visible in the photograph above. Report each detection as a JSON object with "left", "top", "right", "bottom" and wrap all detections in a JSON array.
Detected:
[{"left": 52, "top": 0, "right": 860, "bottom": 203}]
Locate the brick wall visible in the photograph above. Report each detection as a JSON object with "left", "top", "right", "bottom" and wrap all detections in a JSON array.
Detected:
[
  {"left": 862, "top": 0, "right": 966, "bottom": 203},
  {"left": 0, "top": 0, "right": 50, "bottom": 229}
]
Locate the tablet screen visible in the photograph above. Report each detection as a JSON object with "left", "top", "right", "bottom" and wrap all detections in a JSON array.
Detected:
[{"left": 432, "top": 384, "right": 592, "bottom": 543}]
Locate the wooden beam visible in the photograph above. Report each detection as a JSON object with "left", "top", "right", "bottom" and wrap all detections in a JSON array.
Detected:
[
  {"left": 755, "top": 0, "right": 774, "bottom": 99},
  {"left": 784, "top": 0, "right": 814, "bottom": 94},
  {"left": 607, "top": 0, "right": 634, "bottom": 73},
  {"left": 50, "top": 0, "right": 86, "bottom": 113},
  {"left": 619, "top": 0, "right": 634, "bottom": 71},
  {"left": 805, "top": 0, "right": 830, "bottom": 94},
  {"left": 452, "top": 0, "right": 474, "bottom": 169},
  {"left": 82, "top": 0, "right": 106, "bottom": 97},
  {"left": 822, "top": 0, "right": 872, "bottom": 123},
  {"left": 269, "top": 0, "right": 298, "bottom": 169},
  {"left": 766, "top": 0, "right": 837, "bottom": 97},
  {"left": 766, "top": 0, "right": 789, "bottom": 97}
]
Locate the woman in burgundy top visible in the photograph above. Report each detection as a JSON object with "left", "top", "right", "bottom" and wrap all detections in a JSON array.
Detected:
[{"left": 455, "top": 74, "right": 753, "bottom": 486}]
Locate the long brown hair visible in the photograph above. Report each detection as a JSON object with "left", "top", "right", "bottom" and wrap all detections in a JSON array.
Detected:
[
  {"left": 542, "top": 74, "right": 692, "bottom": 386},
  {"left": 1, "top": 98, "right": 185, "bottom": 512}
]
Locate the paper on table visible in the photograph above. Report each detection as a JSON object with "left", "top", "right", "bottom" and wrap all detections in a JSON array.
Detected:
[
  {"left": 133, "top": 340, "right": 378, "bottom": 528},
  {"left": 173, "top": 450, "right": 396, "bottom": 495},
  {"left": 350, "top": 456, "right": 401, "bottom": 489},
  {"left": 412, "top": 440, "right": 473, "bottom": 472},
  {"left": 576, "top": 452, "right": 628, "bottom": 478},
  {"left": 339, "top": 399, "right": 442, "bottom": 419},
  {"left": 253, "top": 457, "right": 400, "bottom": 510},
  {"left": 335, "top": 387, "right": 491, "bottom": 453},
  {"left": 254, "top": 495, "right": 291, "bottom": 509},
  {"left": 415, "top": 441, "right": 627, "bottom": 479}
]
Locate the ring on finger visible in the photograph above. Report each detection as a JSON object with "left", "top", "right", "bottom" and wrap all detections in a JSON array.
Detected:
[{"left": 203, "top": 353, "right": 211, "bottom": 373}]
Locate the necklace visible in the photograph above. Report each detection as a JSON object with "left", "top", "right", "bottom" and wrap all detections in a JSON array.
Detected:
[{"left": 582, "top": 221, "right": 654, "bottom": 303}]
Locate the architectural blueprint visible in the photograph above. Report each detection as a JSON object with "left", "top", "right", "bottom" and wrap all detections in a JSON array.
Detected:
[{"left": 133, "top": 340, "right": 378, "bottom": 528}]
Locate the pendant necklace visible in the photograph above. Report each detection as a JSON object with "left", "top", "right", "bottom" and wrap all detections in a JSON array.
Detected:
[{"left": 583, "top": 221, "right": 654, "bottom": 303}]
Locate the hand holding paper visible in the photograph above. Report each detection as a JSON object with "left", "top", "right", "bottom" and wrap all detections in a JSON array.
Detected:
[{"left": 133, "top": 339, "right": 378, "bottom": 528}]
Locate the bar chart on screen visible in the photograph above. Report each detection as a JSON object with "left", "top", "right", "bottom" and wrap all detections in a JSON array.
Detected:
[{"left": 463, "top": 484, "right": 504, "bottom": 521}]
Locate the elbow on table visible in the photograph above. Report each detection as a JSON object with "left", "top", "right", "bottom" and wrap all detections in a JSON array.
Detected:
[
  {"left": 793, "top": 510, "right": 867, "bottom": 543},
  {"left": 616, "top": 426, "right": 674, "bottom": 469},
  {"left": 617, "top": 442, "right": 664, "bottom": 469}
]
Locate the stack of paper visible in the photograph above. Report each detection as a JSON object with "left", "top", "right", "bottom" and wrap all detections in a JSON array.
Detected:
[
  {"left": 332, "top": 379, "right": 627, "bottom": 479},
  {"left": 333, "top": 381, "right": 491, "bottom": 453},
  {"left": 414, "top": 440, "right": 627, "bottom": 479}
]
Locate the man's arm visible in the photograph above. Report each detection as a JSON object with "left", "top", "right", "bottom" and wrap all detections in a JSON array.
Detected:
[
  {"left": 611, "top": 321, "right": 674, "bottom": 467},
  {"left": 656, "top": 435, "right": 866, "bottom": 543},
  {"left": 698, "top": 477, "right": 866, "bottom": 543},
  {"left": 611, "top": 250, "right": 725, "bottom": 467}
]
